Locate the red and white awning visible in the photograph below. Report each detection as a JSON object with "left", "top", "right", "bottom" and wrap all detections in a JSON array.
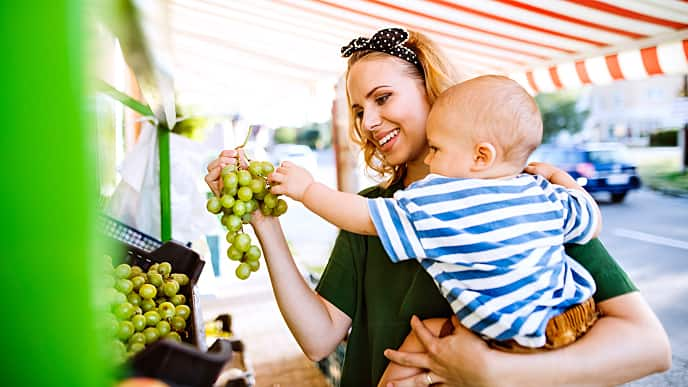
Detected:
[{"left": 164, "top": 0, "right": 688, "bottom": 121}]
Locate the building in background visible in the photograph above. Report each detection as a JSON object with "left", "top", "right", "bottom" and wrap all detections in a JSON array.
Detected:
[{"left": 580, "top": 74, "right": 685, "bottom": 144}]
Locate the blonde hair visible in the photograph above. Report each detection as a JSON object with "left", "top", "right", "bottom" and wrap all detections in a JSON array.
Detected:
[
  {"left": 345, "top": 29, "right": 459, "bottom": 187},
  {"left": 436, "top": 75, "right": 543, "bottom": 168}
]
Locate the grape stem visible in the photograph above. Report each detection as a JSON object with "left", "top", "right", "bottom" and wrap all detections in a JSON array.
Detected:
[{"left": 235, "top": 126, "right": 252, "bottom": 165}]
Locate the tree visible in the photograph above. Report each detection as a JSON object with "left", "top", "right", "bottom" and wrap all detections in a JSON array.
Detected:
[{"left": 535, "top": 91, "right": 589, "bottom": 143}]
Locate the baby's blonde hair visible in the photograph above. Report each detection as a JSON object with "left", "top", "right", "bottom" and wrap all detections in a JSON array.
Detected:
[
  {"left": 345, "top": 29, "right": 460, "bottom": 187},
  {"left": 434, "top": 75, "right": 543, "bottom": 168}
]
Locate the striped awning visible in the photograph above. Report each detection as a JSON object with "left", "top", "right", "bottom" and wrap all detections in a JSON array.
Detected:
[{"left": 163, "top": 0, "right": 688, "bottom": 122}]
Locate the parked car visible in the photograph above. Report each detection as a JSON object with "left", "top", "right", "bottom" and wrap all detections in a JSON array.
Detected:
[
  {"left": 269, "top": 144, "right": 319, "bottom": 174},
  {"left": 528, "top": 143, "right": 641, "bottom": 203}
]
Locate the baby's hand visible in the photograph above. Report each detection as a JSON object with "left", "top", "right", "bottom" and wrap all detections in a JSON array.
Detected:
[
  {"left": 269, "top": 161, "right": 315, "bottom": 202},
  {"left": 525, "top": 161, "right": 575, "bottom": 187}
]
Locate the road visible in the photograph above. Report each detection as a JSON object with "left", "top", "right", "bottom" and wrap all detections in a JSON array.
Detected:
[{"left": 594, "top": 189, "right": 688, "bottom": 386}]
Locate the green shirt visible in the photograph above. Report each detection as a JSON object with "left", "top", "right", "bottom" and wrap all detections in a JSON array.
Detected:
[{"left": 315, "top": 181, "right": 637, "bottom": 387}]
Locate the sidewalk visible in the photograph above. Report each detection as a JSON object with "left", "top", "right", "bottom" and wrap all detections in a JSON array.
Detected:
[{"left": 199, "top": 271, "right": 330, "bottom": 387}]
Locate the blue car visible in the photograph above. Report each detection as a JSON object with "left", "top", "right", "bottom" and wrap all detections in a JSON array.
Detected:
[{"left": 529, "top": 143, "right": 642, "bottom": 203}]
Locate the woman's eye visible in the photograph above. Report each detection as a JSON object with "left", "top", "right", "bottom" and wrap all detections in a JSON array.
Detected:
[
  {"left": 354, "top": 110, "right": 363, "bottom": 120},
  {"left": 429, "top": 145, "right": 438, "bottom": 152},
  {"left": 375, "top": 94, "right": 390, "bottom": 105}
]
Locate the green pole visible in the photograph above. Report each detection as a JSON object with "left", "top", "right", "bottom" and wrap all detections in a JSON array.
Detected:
[
  {"left": 159, "top": 126, "right": 172, "bottom": 241},
  {"left": 0, "top": 2, "right": 110, "bottom": 386}
]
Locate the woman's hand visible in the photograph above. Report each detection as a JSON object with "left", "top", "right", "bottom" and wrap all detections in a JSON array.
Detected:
[
  {"left": 204, "top": 149, "right": 249, "bottom": 197},
  {"left": 383, "top": 316, "right": 497, "bottom": 387}
]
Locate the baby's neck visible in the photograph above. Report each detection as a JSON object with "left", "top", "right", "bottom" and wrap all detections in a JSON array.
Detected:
[{"left": 458, "top": 162, "right": 523, "bottom": 180}]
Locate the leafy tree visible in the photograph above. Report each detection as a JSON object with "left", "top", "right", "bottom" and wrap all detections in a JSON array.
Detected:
[{"left": 535, "top": 91, "right": 589, "bottom": 143}]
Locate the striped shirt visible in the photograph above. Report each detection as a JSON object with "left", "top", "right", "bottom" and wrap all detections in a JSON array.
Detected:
[{"left": 368, "top": 173, "right": 599, "bottom": 348}]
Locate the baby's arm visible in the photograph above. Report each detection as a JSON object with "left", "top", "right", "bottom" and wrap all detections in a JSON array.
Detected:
[
  {"left": 269, "top": 161, "right": 377, "bottom": 235},
  {"left": 525, "top": 161, "right": 602, "bottom": 238}
]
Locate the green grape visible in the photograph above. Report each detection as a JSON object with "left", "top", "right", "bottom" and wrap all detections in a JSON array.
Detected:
[
  {"left": 117, "top": 320, "right": 135, "bottom": 341},
  {"left": 233, "top": 234, "right": 251, "bottom": 252},
  {"left": 131, "top": 315, "right": 147, "bottom": 332},
  {"left": 223, "top": 185, "right": 238, "bottom": 197},
  {"left": 241, "top": 213, "right": 252, "bottom": 224},
  {"left": 175, "top": 305, "right": 191, "bottom": 321},
  {"left": 273, "top": 198, "right": 288, "bottom": 216},
  {"left": 245, "top": 245, "right": 261, "bottom": 262},
  {"left": 103, "top": 274, "right": 115, "bottom": 289},
  {"left": 139, "top": 284, "right": 157, "bottom": 300},
  {"left": 232, "top": 201, "right": 247, "bottom": 216},
  {"left": 129, "top": 342, "right": 145, "bottom": 354},
  {"left": 114, "top": 264, "right": 132, "bottom": 279},
  {"left": 206, "top": 197, "right": 222, "bottom": 214},
  {"left": 127, "top": 292, "right": 141, "bottom": 307},
  {"left": 263, "top": 193, "right": 278, "bottom": 209},
  {"left": 164, "top": 332, "right": 182, "bottom": 342},
  {"left": 143, "top": 327, "right": 160, "bottom": 344},
  {"left": 237, "top": 170, "right": 252, "bottom": 186},
  {"left": 158, "top": 262, "right": 172, "bottom": 278},
  {"left": 140, "top": 298, "right": 156, "bottom": 312},
  {"left": 129, "top": 265, "right": 143, "bottom": 278},
  {"left": 245, "top": 199, "right": 258, "bottom": 213},
  {"left": 158, "top": 302, "right": 176, "bottom": 320},
  {"left": 226, "top": 214, "right": 242, "bottom": 232},
  {"left": 144, "top": 310, "right": 161, "bottom": 327},
  {"left": 249, "top": 177, "right": 266, "bottom": 194},
  {"left": 227, "top": 245, "right": 243, "bottom": 261},
  {"left": 148, "top": 272, "right": 163, "bottom": 287},
  {"left": 220, "top": 194, "right": 235, "bottom": 209},
  {"left": 261, "top": 161, "right": 275, "bottom": 174},
  {"left": 105, "top": 314, "right": 119, "bottom": 337},
  {"left": 128, "top": 332, "right": 146, "bottom": 345},
  {"left": 156, "top": 320, "right": 171, "bottom": 337},
  {"left": 253, "top": 190, "right": 266, "bottom": 201},
  {"left": 130, "top": 275, "right": 146, "bottom": 290},
  {"left": 260, "top": 202, "right": 273, "bottom": 216},
  {"left": 237, "top": 186, "right": 253, "bottom": 201},
  {"left": 248, "top": 161, "right": 263, "bottom": 176},
  {"left": 170, "top": 294, "right": 186, "bottom": 306},
  {"left": 226, "top": 231, "right": 237, "bottom": 244},
  {"left": 148, "top": 263, "right": 159, "bottom": 273},
  {"left": 162, "top": 280, "right": 180, "bottom": 297},
  {"left": 113, "top": 302, "right": 135, "bottom": 321},
  {"left": 247, "top": 259, "right": 260, "bottom": 272},
  {"left": 222, "top": 173, "right": 238, "bottom": 189},
  {"left": 171, "top": 273, "right": 189, "bottom": 287},
  {"left": 235, "top": 263, "right": 251, "bottom": 280},
  {"left": 221, "top": 164, "right": 237, "bottom": 175},
  {"left": 115, "top": 278, "right": 134, "bottom": 294},
  {"left": 170, "top": 316, "right": 187, "bottom": 332}
]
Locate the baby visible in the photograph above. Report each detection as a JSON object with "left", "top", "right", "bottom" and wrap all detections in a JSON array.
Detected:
[{"left": 270, "top": 75, "right": 601, "bottom": 384}]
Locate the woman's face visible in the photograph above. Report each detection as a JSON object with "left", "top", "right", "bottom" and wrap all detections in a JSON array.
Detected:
[{"left": 347, "top": 56, "right": 430, "bottom": 167}]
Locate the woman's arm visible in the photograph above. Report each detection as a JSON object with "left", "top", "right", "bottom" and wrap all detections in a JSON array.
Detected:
[
  {"left": 206, "top": 151, "right": 352, "bottom": 361},
  {"left": 251, "top": 213, "right": 353, "bottom": 361},
  {"left": 384, "top": 292, "right": 671, "bottom": 387}
]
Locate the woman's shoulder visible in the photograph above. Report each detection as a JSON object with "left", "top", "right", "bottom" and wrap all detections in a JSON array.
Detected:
[{"left": 357, "top": 181, "right": 402, "bottom": 199}]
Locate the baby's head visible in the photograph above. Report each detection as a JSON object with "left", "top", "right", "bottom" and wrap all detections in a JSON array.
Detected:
[{"left": 424, "top": 75, "right": 543, "bottom": 178}]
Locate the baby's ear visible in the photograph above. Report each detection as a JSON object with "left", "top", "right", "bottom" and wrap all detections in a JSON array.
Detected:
[{"left": 472, "top": 142, "right": 496, "bottom": 171}]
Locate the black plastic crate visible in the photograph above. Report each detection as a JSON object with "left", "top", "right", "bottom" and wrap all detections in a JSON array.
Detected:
[{"left": 103, "top": 227, "right": 231, "bottom": 386}]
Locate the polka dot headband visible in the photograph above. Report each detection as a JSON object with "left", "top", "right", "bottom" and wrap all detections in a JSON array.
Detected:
[{"left": 341, "top": 27, "right": 422, "bottom": 72}]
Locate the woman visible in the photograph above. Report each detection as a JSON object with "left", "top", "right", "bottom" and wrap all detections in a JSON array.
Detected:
[{"left": 205, "top": 28, "right": 670, "bottom": 387}]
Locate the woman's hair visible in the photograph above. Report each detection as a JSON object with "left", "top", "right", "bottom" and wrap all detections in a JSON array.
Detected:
[{"left": 345, "top": 29, "right": 460, "bottom": 187}]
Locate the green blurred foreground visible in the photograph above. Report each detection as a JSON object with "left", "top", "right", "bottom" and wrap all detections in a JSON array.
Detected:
[{"left": 0, "top": 2, "right": 112, "bottom": 386}]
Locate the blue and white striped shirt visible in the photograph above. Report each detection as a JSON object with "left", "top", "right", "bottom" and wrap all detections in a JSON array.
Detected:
[{"left": 368, "top": 173, "right": 598, "bottom": 348}]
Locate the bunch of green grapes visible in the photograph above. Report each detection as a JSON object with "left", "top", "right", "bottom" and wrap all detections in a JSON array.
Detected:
[
  {"left": 205, "top": 160, "right": 287, "bottom": 280},
  {"left": 103, "top": 255, "right": 192, "bottom": 363}
]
